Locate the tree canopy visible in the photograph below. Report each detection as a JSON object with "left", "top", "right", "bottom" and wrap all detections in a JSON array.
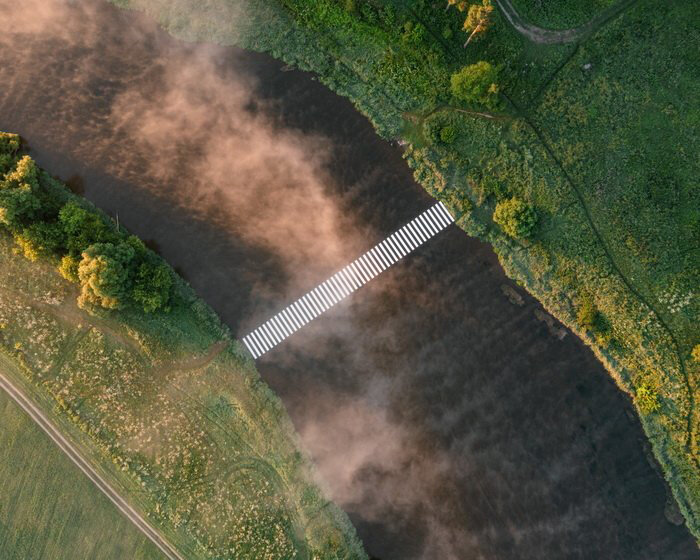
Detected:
[
  {"left": 492, "top": 197, "right": 537, "bottom": 238},
  {"left": 450, "top": 61, "right": 500, "bottom": 109}
]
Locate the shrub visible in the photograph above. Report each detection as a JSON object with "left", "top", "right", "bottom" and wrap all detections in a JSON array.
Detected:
[
  {"left": 131, "top": 254, "right": 173, "bottom": 313},
  {"left": 492, "top": 197, "right": 537, "bottom": 238},
  {"left": 692, "top": 344, "right": 700, "bottom": 363},
  {"left": 576, "top": 295, "right": 611, "bottom": 339},
  {"left": 450, "top": 61, "right": 500, "bottom": 109},
  {"left": 635, "top": 383, "right": 661, "bottom": 414}
]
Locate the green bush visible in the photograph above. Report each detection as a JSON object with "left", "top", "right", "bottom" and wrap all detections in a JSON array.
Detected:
[
  {"left": 450, "top": 61, "right": 500, "bottom": 110},
  {"left": 636, "top": 383, "right": 661, "bottom": 415},
  {"left": 492, "top": 197, "right": 537, "bottom": 238}
]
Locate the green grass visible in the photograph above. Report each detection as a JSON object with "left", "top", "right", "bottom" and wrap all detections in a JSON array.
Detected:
[
  {"left": 0, "top": 391, "right": 163, "bottom": 559},
  {"left": 0, "top": 149, "right": 367, "bottom": 557},
  {"left": 511, "top": 0, "right": 615, "bottom": 28},
  {"left": 107, "top": 0, "right": 700, "bottom": 541}
]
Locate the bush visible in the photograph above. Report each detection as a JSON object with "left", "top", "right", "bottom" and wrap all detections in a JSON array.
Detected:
[
  {"left": 492, "top": 197, "right": 537, "bottom": 238},
  {"left": 692, "top": 344, "right": 700, "bottom": 363},
  {"left": 130, "top": 253, "right": 173, "bottom": 313},
  {"left": 450, "top": 61, "right": 500, "bottom": 109},
  {"left": 635, "top": 383, "right": 661, "bottom": 414}
]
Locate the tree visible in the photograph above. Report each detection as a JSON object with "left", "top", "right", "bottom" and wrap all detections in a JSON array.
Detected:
[
  {"left": 77, "top": 242, "right": 135, "bottom": 310},
  {"left": 450, "top": 61, "right": 500, "bottom": 109},
  {"left": 463, "top": 0, "right": 494, "bottom": 46},
  {"left": 13, "top": 221, "right": 65, "bottom": 261},
  {"left": 0, "top": 155, "right": 41, "bottom": 231},
  {"left": 0, "top": 133, "right": 20, "bottom": 175},
  {"left": 492, "top": 197, "right": 537, "bottom": 238},
  {"left": 130, "top": 253, "right": 173, "bottom": 313},
  {"left": 59, "top": 201, "right": 116, "bottom": 256}
]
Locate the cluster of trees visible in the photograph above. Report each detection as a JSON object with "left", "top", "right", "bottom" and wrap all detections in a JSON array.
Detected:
[{"left": 0, "top": 133, "right": 172, "bottom": 313}]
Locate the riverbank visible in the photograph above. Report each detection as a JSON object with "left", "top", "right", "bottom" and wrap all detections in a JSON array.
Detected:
[
  {"left": 0, "top": 138, "right": 367, "bottom": 558},
  {"left": 110, "top": 0, "right": 700, "bottom": 540}
]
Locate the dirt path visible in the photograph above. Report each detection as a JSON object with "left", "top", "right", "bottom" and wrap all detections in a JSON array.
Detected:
[
  {"left": 494, "top": 0, "right": 638, "bottom": 44},
  {"left": 0, "top": 367, "right": 183, "bottom": 560}
]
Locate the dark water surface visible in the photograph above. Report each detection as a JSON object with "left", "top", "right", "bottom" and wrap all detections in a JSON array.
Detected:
[{"left": 0, "top": 1, "right": 696, "bottom": 558}]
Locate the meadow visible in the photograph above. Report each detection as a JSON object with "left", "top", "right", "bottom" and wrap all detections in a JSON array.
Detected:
[
  {"left": 109, "top": 0, "right": 700, "bottom": 540},
  {"left": 0, "top": 390, "right": 162, "bottom": 559},
  {"left": 0, "top": 138, "right": 367, "bottom": 558}
]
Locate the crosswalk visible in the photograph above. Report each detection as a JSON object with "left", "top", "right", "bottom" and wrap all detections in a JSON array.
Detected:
[{"left": 241, "top": 201, "right": 455, "bottom": 359}]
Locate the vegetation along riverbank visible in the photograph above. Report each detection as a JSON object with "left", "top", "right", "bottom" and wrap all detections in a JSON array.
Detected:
[
  {"left": 0, "top": 132, "right": 367, "bottom": 559},
  {"left": 109, "top": 0, "right": 700, "bottom": 540}
]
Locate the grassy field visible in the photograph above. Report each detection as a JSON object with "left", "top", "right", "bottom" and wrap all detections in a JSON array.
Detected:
[
  {"left": 510, "top": 0, "right": 616, "bottom": 28},
  {"left": 109, "top": 0, "right": 700, "bottom": 541},
  {"left": 0, "top": 144, "right": 366, "bottom": 557},
  {"left": 0, "top": 390, "right": 163, "bottom": 559}
]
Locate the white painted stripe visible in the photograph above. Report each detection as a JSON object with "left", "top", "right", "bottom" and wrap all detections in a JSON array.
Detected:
[
  {"left": 437, "top": 202, "right": 454, "bottom": 223},
  {"left": 260, "top": 323, "right": 277, "bottom": 348},
  {"left": 284, "top": 306, "right": 304, "bottom": 330},
  {"left": 376, "top": 243, "right": 396, "bottom": 265},
  {"left": 409, "top": 220, "right": 428, "bottom": 243},
  {"left": 349, "top": 261, "right": 367, "bottom": 285},
  {"left": 401, "top": 224, "right": 420, "bottom": 247},
  {"left": 320, "top": 282, "right": 340, "bottom": 304},
  {"left": 242, "top": 337, "right": 258, "bottom": 358},
  {"left": 277, "top": 312, "right": 296, "bottom": 335},
  {"left": 253, "top": 329, "right": 271, "bottom": 352},
  {"left": 291, "top": 302, "right": 310, "bottom": 326},
  {"left": 426, "top": 205, "right": 446, "bottom": 229},
  {"left": 419, "top": 211, "right": 439, "bottom": 235},
  {"left": 401, "top": 225, "right": 420, "bottom": 248},
  {"left": 301, "top": 293, "right": 322, "bottom": 317},
  {"left": 250, "top": 330, "right": 270, "bottom": 353},
  {"left": 371, "top": 247, "right": 391, "bottom": 269},
  {"left": 415, "top": 214, "right": 433, "bottom": 238},
  {"left": 309, "top": 289, "right": 329, "bottom": 312},
  {"left": 359, "top": 254, "right": 379, "bottom": 277},
  {"left": 329, "top": 275, "right": 349, "bottom": 299},
  {"left": 381, "top": 238, "right": 400, "bottom": 261},
  {"left": 335, "top": 270, "right": 355, "bottom": 293},
  {"left": 379, "top": 240, "right": 400, "bottom": 262},
  {"left": 310, "top": 287, "right": 331, "bottom": 310},
  {"left": 267, "top": 315, "right": 287, "bottom": 344},
  {"left": 430, "top": 204, "right": 451, "bottom": 227},
  {"left": 352, "top": 260, "right": 372, "bottom": 283},
  {"left": 245, "top": 334, "right": 264, "bottom": 357},
  {"left": 366, "top": 251, "right": 385, "bottom": 274},
  {"left": 392, "top": 231, "right": 411, "bottom": 254},
  {"left": 410, "top": 220, "right": 429, "bottom": 243},
  {"left": 375, "top": 243, "right": 396, "bottom": 266},
  {"left": 386, "top": 234, "right": 408, "bottom": 259},
  {"left": 321, "top": 277, "right": 343, "bottom": 305},
  {"left": 341, "top": 266, "right": 361, "bottom": 290},
  {"left": 294, "top": 300, "right": 313, "bottom": 324}
]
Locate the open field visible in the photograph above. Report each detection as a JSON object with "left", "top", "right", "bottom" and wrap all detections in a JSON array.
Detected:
[
  {"left": 0, "top": 388, "right": 163, "bottom": 559},
  {"left": 109, "top": 0, "right": 700, "bottom": 540},
  {"left": 0, "top": 138, "right": 366, "bottom": 558}
]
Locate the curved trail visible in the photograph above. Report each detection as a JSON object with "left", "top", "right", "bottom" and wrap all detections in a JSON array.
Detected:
[
  {"left": 494, "top": 0, "right": 638, "bottom": 44},
  {"left": 0, "top": 369, "right": 183, "bottom": 560}
]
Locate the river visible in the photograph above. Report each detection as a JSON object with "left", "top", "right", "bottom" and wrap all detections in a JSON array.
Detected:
[{"left": 0, "top": 1, "right": 695, "bottom": 558}]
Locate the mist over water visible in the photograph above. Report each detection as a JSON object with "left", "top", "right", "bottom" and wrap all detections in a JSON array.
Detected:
[{"left": 0, "top": 1, "right": 696, "bottom": 558}]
